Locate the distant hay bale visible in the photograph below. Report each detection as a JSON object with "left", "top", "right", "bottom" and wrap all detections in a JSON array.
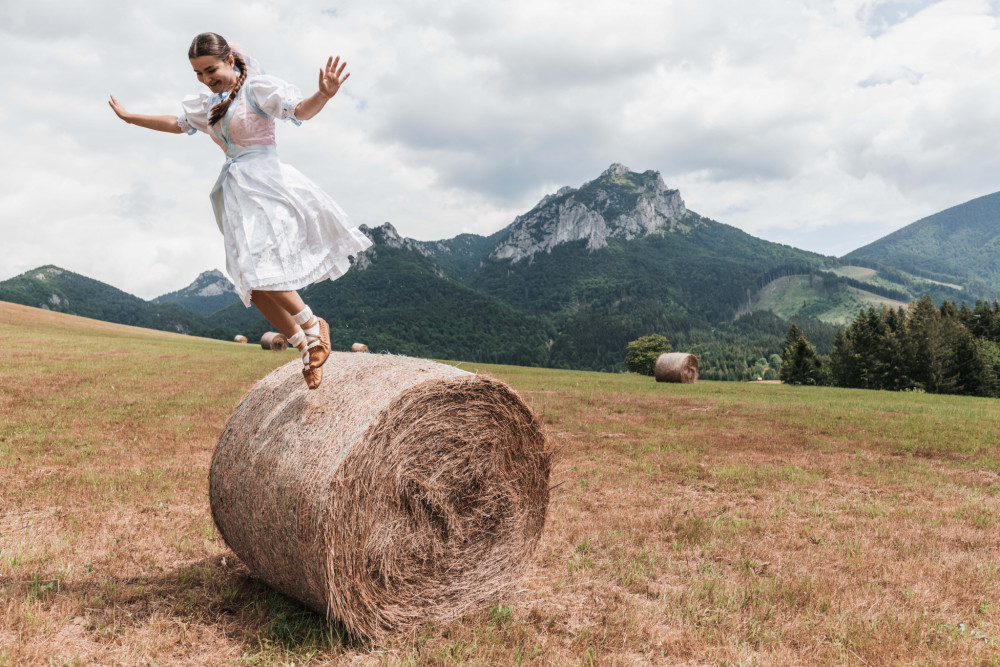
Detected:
[
  {"left": 234, "top": 335, "right": 248, "bottom": 344},
  {"left": 210, "top": 353, "right": 551, "bottom": 640},
  {"left": 260, "top": 332, "right": 288, "bottom": 351},
  {"left": 654, "top": 352, "right": 699, "bottom": 383},
  {"left": 351, "top": 342, "right": 369, "bottom": 353}
]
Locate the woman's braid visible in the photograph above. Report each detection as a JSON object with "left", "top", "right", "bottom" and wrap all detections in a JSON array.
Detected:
[
  {"left": 188, "top": 33, "right": 248, "bottom": 126},
  {"left": 208, "top": 51, "right": 248, "bottom": 126}
]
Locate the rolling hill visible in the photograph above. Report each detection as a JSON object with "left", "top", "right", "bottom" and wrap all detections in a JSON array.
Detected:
[
  {"left": 0, "top": 265, "right": 229, "bottom": 339},
  {"left": 844, "top": 190, "right": 1000, "bottom": 294}
]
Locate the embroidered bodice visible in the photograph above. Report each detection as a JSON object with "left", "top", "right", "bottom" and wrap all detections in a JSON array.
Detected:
[{"left": 177, "top": 75, "right": 303, "bottom": 152}]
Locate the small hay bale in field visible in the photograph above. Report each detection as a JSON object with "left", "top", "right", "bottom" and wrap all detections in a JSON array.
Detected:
[
  {"left": 260, "top": 332, "right": 288, "bottom": 351},
  {"left": 654, "top": 352, "right": 699, "bottom": 383},
  {"left": 210, "top": 353, "right": 551, "bottom": 640},
  {"left": 234, "top": 335, "right": 248, "bottom": 344},
  {"left": 351, "top": 342, "right": 369, "bottom": 353}
]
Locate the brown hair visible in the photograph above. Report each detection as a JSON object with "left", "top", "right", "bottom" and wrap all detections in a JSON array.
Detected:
[{"left": 188, "top": 32, "right": 247, "bottom": 126}]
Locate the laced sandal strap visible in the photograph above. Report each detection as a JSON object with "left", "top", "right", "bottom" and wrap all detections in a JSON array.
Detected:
[
  {"left": 303, "top": 317, "right": 323, "bottom": 349},
  {"left": 302, "top": 338, "right": 323, "bottom": 364}
]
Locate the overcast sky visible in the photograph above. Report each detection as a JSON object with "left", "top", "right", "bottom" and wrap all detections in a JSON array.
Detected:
[{"left": 3, "top": 0, "right": 1000, "bottom": 299}]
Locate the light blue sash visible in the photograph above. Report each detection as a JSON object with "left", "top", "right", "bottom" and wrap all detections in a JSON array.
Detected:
[{"left": 209, "top": 144, "right": 277, "bottom": 233}]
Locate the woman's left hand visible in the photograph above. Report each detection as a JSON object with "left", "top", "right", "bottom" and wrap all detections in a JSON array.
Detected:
[{"left": 318, "top": 56, "right": 350, "bottom": 99}]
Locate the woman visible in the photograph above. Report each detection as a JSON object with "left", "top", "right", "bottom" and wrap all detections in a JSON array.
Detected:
[{"left": 109, "top": 32, "right": 372, "bottom": 389}]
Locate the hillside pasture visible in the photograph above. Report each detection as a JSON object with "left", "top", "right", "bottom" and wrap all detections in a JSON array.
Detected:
[
  {"left": 750, "top": 274, "right": 909, "bottom": 325},
  {"left": 2, "top": 300, "right": 1000, "bottom": 665},
  {"left": 832, "top": 265, "right": 965, "bottom": 298},
  {"left": 829, "top": 266, "right": 879, "bottom": 281}
]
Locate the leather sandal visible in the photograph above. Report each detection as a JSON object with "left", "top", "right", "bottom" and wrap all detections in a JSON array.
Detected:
[
  {"left": 303, "top": 317, "right": 331, "bottom": 369},
  {"left": 302, "top": 364, "right": 323, "bottom": 390}
]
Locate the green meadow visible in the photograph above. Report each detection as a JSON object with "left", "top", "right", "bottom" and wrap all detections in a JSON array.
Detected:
[
  {"left": 750, "top": 274, "right": 910, "bottom": 325},
  {"left": 2, "top": 300, "right": 1000, "bottom": 665}
]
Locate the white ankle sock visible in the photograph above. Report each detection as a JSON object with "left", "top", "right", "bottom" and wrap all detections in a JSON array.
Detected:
[
  {"left": 291, "top": 306, "right": 314, "bottom": 327},
  {"left": 288, "top": 330, "right": 305, "bottom": 348},
  {"left": 292, "top": 307, "right": 321, "bottom": 348}
]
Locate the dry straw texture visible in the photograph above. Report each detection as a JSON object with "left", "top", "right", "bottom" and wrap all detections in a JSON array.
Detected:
[
  {"left": 210, "top": 353, "right": 551, "bottom": 640},
  {"left": 234, "top": 334, "right": 248, "bottom": 344},
  {"left": 259, "top": 331, "right": 288, "bottom": 351},
  {"left": 654, "top": 352, "right": 699, "bottom": 383},
  {"left": 351, "top": 342, "right": 370, "bottom": 353}
]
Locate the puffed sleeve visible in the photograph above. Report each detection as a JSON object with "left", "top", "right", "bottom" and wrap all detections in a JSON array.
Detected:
[
  {"left": 177, "top": 93, "right": 212, "bottom": 135},
  {"left": 246, "top": 75, "right": 304, "bottom": 125}
]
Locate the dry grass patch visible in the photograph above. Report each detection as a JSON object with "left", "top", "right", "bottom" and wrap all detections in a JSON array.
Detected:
[{"left": 3, "top": 301, "right": 1000, "bottom": 664}]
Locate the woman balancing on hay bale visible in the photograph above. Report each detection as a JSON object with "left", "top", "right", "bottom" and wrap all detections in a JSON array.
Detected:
[{"left": 109, "top": 33, "right": 372, "bottom": 389}]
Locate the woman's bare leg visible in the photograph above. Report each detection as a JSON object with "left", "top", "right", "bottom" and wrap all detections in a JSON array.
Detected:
[
  {"left": 258, "top": 290, "right": 308, "bottom": 317},
  {"left": 251, "top": 290, "right": 331, "bottom": 389},
  {"left": 249, "top": 291, "right": 298, "bottom": 338}
]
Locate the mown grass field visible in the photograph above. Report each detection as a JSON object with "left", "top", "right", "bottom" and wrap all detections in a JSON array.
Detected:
[{"left": 2, "top": 300, "right": 1000, "bottom": 665}]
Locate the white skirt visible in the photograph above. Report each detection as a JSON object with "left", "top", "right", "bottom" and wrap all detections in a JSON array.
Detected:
[{"left": 212, "top": 148, "right": 373, "bottom": 307}]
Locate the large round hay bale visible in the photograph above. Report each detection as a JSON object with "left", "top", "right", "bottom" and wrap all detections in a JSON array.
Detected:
[
  {"left": 210, "top": 353, "right": 551, "bottom": 639},
  {"left": 234, "top": 335, "right": 248, "bottom": 344},
  {"left": 351, "top": 342, "right": 369, "bottom": 353},
  {"left": 260, "top": 331, "right": 288, "bottom": 351},
  {"left": 654, "top": 352, "right": 699, "bottom": 383}
]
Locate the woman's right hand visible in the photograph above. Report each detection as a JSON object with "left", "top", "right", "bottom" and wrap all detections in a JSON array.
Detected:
[
  {"left": 107, "top": 96, "right": 185, "bottom": 133},
  {"left": 108, "top": 95, "right": 132, "bottom": 123}
]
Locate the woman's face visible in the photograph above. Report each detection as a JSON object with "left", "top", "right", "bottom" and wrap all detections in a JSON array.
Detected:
[{"left": 190, "top": 54, "right": 237, "bottom": 94}]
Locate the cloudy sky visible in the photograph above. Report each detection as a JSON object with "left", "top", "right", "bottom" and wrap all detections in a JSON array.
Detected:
[{"left": 3, "top": 0, "right": 1000, "bottom": 299}]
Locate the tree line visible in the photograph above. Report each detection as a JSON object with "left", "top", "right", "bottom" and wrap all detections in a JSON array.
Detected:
[{"left": 781, "top": 297, "right": 1000, "bottom": 397}]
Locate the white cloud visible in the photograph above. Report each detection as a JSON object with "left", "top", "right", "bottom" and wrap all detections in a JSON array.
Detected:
[{"left": 2, "top": 0, "right": 1000, "bottom": 298}]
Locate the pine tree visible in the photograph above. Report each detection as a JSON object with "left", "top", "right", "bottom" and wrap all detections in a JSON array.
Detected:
[
  {"left": 905, "top": 296, "right": 961, "bottom": 394},
  {"left": 954, "top": 334, "right": 999, "bottom": 397},
  {"left": 780, "top": 324, "right": 824, "bottom": 385},
  {"left": 855, "top": 307, "right": 888, "bottom": 389},
  {"left": 829, "top": 329, "right": 857, "bottom": 387}
]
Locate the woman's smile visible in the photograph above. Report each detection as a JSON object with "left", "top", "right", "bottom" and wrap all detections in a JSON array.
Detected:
[{"left": 190, "top": 54, "right": 236, "bottom": 92}]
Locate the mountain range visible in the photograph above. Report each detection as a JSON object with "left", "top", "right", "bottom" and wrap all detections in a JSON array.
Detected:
[{"left": 3, "top": 163, "right": 997, "bottom": 378}]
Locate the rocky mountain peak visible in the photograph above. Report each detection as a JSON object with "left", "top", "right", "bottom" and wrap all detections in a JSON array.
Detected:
[
  {"left": 359, "top": 222, "right": 406, "bottom": 249},
  {"left": 181, "top": 269, "right": 234, "bottom": 298},
  {"left": 354, "top": 222, "right": 430, "bottom": 271},
  {"left": 150, "top": 269, "right": 238, "bottom": 314},
  {"left": 602, "top": 163, "right": 630, "bottom": 178},
  {"left": 489, "top": 164, "right": 688, "bottom": 263},
  {"left": 32, "top": 266, "right": 63, "bottom": 281}
]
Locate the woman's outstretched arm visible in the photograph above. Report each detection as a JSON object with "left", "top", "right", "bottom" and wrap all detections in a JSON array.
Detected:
[
  {"left": 108, "top": 95, "right": 186, "bottom": 134},
  {"left": 294, "top": 55, "right": 350, "bottom": 121}
]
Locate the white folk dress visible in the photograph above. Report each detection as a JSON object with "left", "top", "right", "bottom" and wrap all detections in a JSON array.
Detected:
[{"left": 177, "top": 75, "right": 372, "bottom": 307}]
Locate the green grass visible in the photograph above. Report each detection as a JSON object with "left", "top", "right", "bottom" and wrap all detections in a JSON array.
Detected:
[
  {"left": 750, "top": 274, "right": 909, "bottom": 324},
  {"left": 830, "top": 266, "right": 879, "bottom": 281}
]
